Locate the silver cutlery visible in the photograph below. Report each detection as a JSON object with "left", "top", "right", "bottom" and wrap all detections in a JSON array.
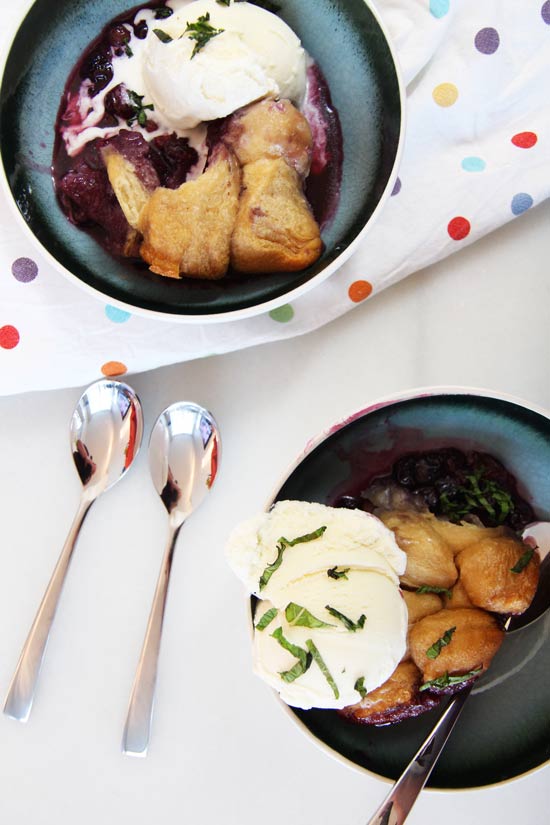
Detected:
[
  {"left": 366, "top": 522, "right": 550, "bottom": 825},
  {"left": 4, "top": 379, "right": 143, "bottom": 722},
  {"left": 122, "top": 401, "right": 220, "bottom": 757}
]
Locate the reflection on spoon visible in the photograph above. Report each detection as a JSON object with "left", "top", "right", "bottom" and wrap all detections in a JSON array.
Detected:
[
  {"left": 122, "top": 401, "right": 221, "bottom": 757},
  {"left": 3, "top": 379, "right": 143, "bottom": 723}
]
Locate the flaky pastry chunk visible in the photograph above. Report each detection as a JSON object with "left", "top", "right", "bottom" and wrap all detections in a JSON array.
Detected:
[
  {"left": 224, "top": 98, "right": 313, "bottom": 177},
  {"left": 409, "top": 607, "right": 504, "bottom": 684},
  {"left": 443, "top": 577, "right": 474, "bottom": 609},
  {"left": 378, "top": 511, "right": 458, "bottom": 590},
  {"left": 428, "top": 516, "right": 507, "bottom": 554},
  {"left": 456, "top": 536, "right": 539, "bottom": 614},
  {"left": 139, "top": 145, "right": 241, "bottom": 279},
  {"left": 402, "top": 590, "right": 443, "bottom": 625},
  {"left": 101, "top": 146, "right": 155, "bottom": 230},
  {"left": 231, "top": 157, "right": 322, "bottom": 274}
]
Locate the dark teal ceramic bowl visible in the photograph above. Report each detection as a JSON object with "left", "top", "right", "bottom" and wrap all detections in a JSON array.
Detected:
[
  {"left": 0, "top": 0, "right": 403, "bottom": 321},
  {"left": 268, "top": 388, "right": 550, "bottom": 789}
]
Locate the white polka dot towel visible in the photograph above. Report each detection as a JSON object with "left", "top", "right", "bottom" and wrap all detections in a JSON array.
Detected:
[{"left": 1, "top": 0, "right": 549, "bottom": 395}]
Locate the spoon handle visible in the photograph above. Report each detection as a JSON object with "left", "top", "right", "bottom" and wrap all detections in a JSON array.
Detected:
[
  {"left": 122, "top": 525, "right": 179, "bottom": 757},
  {"left": 3, "top": 497, "right": 93, "bottom": 722},
  {"left": 365, "top": 686, "right": 472, "bottom": 825}
]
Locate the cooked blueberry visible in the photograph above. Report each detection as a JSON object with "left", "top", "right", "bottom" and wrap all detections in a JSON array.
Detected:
[
  {"left": 108, "top": 24, "right": 131, "bottom": 47},
  {"left": 393, "top": 456, "right": 417, "bottom": 488},
  {"left": 81, "top": 50, "right": 113, "bottom": 95},
  {"left": 333, "top": 495, "right": 363, "bottom": 510},
  {"left": 134, "top": 20, "right": 149, "bottom": 39},
  {"left": 104, "top": 84, "right": 136, "bottom": 120},
  {"left": 413, "top": 453, "right": 443, "bottom": 484}
]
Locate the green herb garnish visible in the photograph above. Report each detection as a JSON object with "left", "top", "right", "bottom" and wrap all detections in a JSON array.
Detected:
[
  {"left": 258, "top": 526, "right": 327, "bottom": 590},
  {"left": 216, "top": 0, "right": 232, "bottom": 4},
  {"left": 510, "top": 546, "right": 536, "bottom": 574},
  {"left": 327, "top": 566, "right": 350, "bottom": 581},
  {"left": 416, "top": 584, "right": 452, "bottom": 599},
  {"left": 285, "top": 602, "right": 333, "bottom": 629},
  {"left": 153, "top": 28, "right": 174, "bottom": 43},
  {"left": 439, "top": 467, "right": 515, "bottom": 525},
  {"left": 306, "top": 640, "right": 339, "bottom": 699},
  {"left": 255, "top": 607, "right": 278, "bottom": 631},
  {"left": 271, "top": 627, "right": 312, "bottom": 683},
  {"left": 419, "top": 668, "right": 482, "bottom": 692},
  {"left": 124, "top": 44, "right": 133, "bottom": 57},
  {"left": 125, "top": 91, "right": 155, "bottom": 128},
  {"left": 354, "top": 676, "right": 367, "bottom": 699},
  {"left": 325, "top": 605, "right": 366, "bottom": 632},
  {"left": 185, "top": 13, "right": 225, "bottom": 58},
  {"left": 154, "top": 6, "right": 174, "bottom": 18},
  {"left": 426, "top": 626, "right": 456, "bottom": 659}
]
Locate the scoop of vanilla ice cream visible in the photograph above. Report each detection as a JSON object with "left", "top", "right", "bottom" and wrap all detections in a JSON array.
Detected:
[
  {"left": 142, "top": 0, "right": 307, "bottom": 129},
  {"left": 226, "top": 500, "right": 409, "bottom": 710}
]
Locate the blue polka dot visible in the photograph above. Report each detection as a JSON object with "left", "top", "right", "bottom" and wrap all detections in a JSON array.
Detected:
[
  {"left": 461, "top": 156, "right": 486, "bottom": 172},
  {"left": 511, "top": 193, "right": 534, "bottom": 216},
  {"left": 105, "top": 305, "right": 131, "bottom": 323},
  {"left": 430, "top": 0, "right": 450, "bottom": 18}
]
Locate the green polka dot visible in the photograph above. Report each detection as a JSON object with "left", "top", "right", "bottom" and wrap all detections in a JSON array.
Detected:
[{"left": 269, "top": 304, "right": 294, "bottom": 323}]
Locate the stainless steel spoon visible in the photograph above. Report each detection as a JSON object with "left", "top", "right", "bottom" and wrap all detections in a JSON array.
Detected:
[
  {"left": 366, "top": 523, "right": 550, "bottom": 825},
  {"left": 122, "top": 401, "right": 220, "bottom": 757},
  {"left": 4, "top": 378, "right": 143, "bottom": 723}
]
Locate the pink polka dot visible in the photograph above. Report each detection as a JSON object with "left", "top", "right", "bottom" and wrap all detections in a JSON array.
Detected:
[
  {"left": 448, "top": 217, "right": 471, "bottom": 241},
  {"left": 0, "top": 325, "right": 20, "bottom": 349}
]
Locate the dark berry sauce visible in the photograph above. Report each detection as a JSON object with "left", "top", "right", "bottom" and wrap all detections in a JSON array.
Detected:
[{"left": 332, "top": 447, "right": 534, "bottom": 534}]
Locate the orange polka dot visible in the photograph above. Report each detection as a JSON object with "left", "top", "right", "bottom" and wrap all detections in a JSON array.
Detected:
[
  {"left": 348, "top": 280, "right": 373, "bottom": 303},
  {"left": 101, "top": 360, "right": 127, "bottom": 377}
]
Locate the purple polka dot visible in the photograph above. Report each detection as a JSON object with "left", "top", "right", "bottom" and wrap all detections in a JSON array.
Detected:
[
  {"left": 391, "top": 177, "right": 402, "bottom": 196},
  {"left": 11, "top": 257, "right": 38, "bottom": 283},
  {"left": 475, "top": 27, "right": 500, "bottom": 54},
  {"left": 542, "top": 1, "right": 550, "bottom": 24}
]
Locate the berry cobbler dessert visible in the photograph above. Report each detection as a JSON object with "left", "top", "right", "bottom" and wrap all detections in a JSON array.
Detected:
[
  {"left": 226, "top": 448, "right": 540, "bottom": 725},
  {"left": 53, "top": 0, "right": 343, "bottom": 281}
]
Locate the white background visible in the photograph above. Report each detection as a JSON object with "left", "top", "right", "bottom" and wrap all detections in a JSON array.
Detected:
[{"left": 0, "top": 200, "right": 549, "bottom": 823}]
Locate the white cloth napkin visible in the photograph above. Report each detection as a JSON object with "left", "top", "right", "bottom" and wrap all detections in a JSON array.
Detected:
[{"left": 1, "top": 0, "right": 549, "bottom": 396}]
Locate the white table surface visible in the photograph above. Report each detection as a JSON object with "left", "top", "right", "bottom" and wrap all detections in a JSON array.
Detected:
[{"left": 1, "top": 200, "right": 549, "bottom": 824}]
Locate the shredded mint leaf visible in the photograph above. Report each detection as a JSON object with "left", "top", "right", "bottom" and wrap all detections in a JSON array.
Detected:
[
  {"left": 285, "top": 602, "right": 333, "bottom": 628},
  {"left": 125, "top": 91, "right": 154, "bottom": 127},
  {"left": 258, "top": 526, "right": 327, "bottom": 590},
  {"left": 271, "top": 627, "right": 311, "bottom": 683},
  {"left": 419, "top": 668, "right": 482, "bottom": 692},
  {"left": 255, "top": 607, "right": 278, "bottom": 631},
  {"left": 185, "top": 13, "right": 225, "bottom": 58},
  {"left": 154, "top": 6, "right": 174, "bottom": 18},
  {"left": 354, "top": 676, "right": 367, "bottom": 699},
  {"left": 327, "top": 566, "right": 350, "bottom": 581},
  {"left": 153, "top": 28, "right": 173, "bottom": 43},
  {"left": 282, "top": 526, "right": 327, "bottom": 547},
  {"left": 416, "top": 584, "right": 452, "bottom": 599},
  {"left": 325, "top": 605, "right": 366, "bottom": 632},
  {"left": 306, "top": 639, "right": 339, "bottom": 699},
  {"left": 510, "top": 546, "right": 535, "bottom": 574},
  {"left": 216, "top": 0, "right": 232, "bottom": 4},
  {"left": 426, "top": 626, "right": 456, "bottom": 659},
  {"left": 124, "top": 44, "right": 133, "bottom": 58},
  {"left": 439, "top": 467, "right": 515, "bottom": 525}
]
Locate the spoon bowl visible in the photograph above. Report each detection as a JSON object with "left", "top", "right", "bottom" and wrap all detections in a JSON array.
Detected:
[
  {"left": 122, "top": 402, "right": 220, "bottom": 757},
  {"left": 71, "top": 378, "right": 143, "bottom": 496},
  {"left": 4, "top": 379, "right": 143, "bottom": 722},
  {"left": 149, "top": 402, "right": 219, "bottom": 526}
]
